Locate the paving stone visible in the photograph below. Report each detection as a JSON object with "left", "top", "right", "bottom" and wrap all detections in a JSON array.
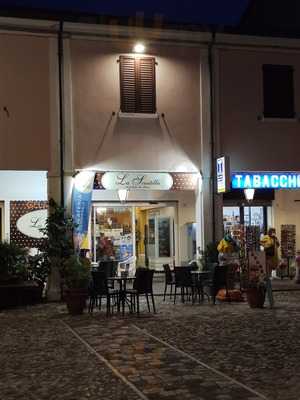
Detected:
[{"left": 1, "top": 290, "right": 300, "bottom": 399}]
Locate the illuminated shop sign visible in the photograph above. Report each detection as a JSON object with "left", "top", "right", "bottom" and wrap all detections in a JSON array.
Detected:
[
  {"left": 101, "top": 172, "right": 174, "bottom": 190},
  {"left": 232, "top": 172, "right": 300, "bottom": 189}
]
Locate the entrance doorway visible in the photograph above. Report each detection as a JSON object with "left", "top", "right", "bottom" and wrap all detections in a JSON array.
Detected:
[
  {"left": 0, "top": 202, "right": 3, "bottom": 241},
  {"left": 91, "top": 202, "right": 177, "bottom": 272}
]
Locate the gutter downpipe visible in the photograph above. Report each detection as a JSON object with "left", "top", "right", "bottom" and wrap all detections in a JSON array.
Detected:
[
  {"left": 58, "top": 20, "right": 65, "bottom": 208},
  {"left": 208, "top": 30, "right": 216, "bottom": 243}
]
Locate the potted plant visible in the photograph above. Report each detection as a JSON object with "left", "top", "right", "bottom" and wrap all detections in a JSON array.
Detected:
[
  {"left": 245, "top": 281, "right": 266, "bottom": 308},
  {"left": 38, "top": 198, "right": 75, "bottom": 301},
  {"left": 63, "top": 255, "right": 91, "bottom": 315},
  {"left": 0, "top": 241, "right": 29, "bottom": 284},
  {"left": 27, "top": 252, "right": 50, "bottom": 302},
  {"left": 38, "top": 199, "right": 92, "bottom": 314},
  {"left": 198, "top": 242, "right": 219, "bottom": 271}
]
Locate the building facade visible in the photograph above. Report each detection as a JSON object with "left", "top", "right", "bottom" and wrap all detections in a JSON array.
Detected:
[
  {"left": 215, "top": 33, "right": 300, "bottom": 250},
  {"left": 0, "top": 17, "right": 213, "bottom": 277},
  {"left": 2, "top": 15, "right": 300, "bottom": 280}
]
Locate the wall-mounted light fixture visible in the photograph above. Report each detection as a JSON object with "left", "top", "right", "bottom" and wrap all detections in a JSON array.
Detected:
[
  {"left": 118, "top": 189, "right": 128, "bottom": 202},
  {"left": 133, "top": 42, "right": 145, "bottom": 53},
  {"left": 244, "top": 188, "right": 255, "bottom": 201},
  {"left": 72, "top": 170, "right": 80, "bottom": 178}
]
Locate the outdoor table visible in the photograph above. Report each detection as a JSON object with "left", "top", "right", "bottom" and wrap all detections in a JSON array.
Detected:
[
  {"left": 107, "top": 276, "right": 135, "bottom": 316},
  {"left": 190, "top": 270, "right": 211, "bottom": 302}
]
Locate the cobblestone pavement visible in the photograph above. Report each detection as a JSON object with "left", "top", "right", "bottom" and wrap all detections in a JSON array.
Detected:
[{"left": 1, "top": 290, "right": 300, "bottom": 400}]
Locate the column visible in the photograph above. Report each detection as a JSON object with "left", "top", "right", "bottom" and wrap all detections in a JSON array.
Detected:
[
  {"left": 199, "top": 48, "right": 214, "bottom": 246},
  {"left": 47, "top": 36, "right": 62, "bottom": 301},
  {"left": 63, "top": 37, "right": 75, "bottom": 213}
]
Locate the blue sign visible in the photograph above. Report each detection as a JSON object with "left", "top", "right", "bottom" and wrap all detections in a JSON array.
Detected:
[
  {"left": 72, "top": 171, "right": 95, "bottom": 251},
  {"left": 232, "top": 172, "right": 300, "bottom": 189}
]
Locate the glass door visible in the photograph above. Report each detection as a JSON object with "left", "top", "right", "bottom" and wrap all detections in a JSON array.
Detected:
[
  {"left": 244, "top": 206, "right": 264, "bottom": 231},
  {"left": 91, "top": 205, "right": 134, "bottom": 270},
  {"left": 0, "top": 203, "right": 3, "bottom": 241}
]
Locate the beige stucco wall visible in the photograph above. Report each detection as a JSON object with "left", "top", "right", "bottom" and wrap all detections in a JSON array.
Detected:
[
  {"left": 0, "top": 33, "right": 51, "bottom": 170},
  {"left": 218, "top": 48, "right": 300, "bottom": 171},
  {"left": 70, "top": 39, "right": 202, "bottom": 172},
  {"left": 273, "top": 190, "right": 300, "bottom": 252}
]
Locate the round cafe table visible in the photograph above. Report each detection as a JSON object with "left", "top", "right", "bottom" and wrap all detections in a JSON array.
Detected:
[{"left": 107, "top": 276, "right": 135, "bottom": 316}]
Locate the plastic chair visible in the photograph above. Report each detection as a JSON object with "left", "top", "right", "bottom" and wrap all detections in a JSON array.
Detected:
[
  {"left": 206, "top": 265, "right": 229, "bottom": 304},
  {"left": 163, "top": 264, "right": 175, "bottom": 301},
  {"left": 127, "top": 268, "right": 156, "bottom": 315},
  {"left": 173, "top": 267, "right": 194, "bottom": 304},
  {"left": 88, "top": 270, "right": 119, "bottom": 316}
]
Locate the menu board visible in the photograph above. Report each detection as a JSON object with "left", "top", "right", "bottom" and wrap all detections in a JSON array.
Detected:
[{"left": 158, "top": 218, "right": 171, "bottom": 257}]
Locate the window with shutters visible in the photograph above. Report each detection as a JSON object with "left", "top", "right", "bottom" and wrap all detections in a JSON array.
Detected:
[
  {"left": 263, "top": 64, "right": 295, "bottom": 118},
  {"left": 119, "top": 55, "right": 156, "bottom": 114}
]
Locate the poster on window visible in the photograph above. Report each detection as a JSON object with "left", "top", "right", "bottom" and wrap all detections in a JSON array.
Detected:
[
  {"left": 119, "top": 234, "right": 133, "bottom": 262},
  {"left": 158, "top": 218, "right": 171, "bottom": 257}
]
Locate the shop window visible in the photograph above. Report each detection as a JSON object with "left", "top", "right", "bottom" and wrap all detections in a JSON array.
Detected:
[
  {"left": 263, "top": 64, "right": 295, "bottom": 118},
  {"left": 119, "top": 55, "right": 156, "bottom": 114},
  {"left": 223, "top": 207, "right": 240, "bottom": 234}
]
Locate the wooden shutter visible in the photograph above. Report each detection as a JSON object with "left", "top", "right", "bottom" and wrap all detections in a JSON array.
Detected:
[
  {"left": 263, "top": 64, "right": 295, "bottom": 118},
  {"left": 120, "top": 55, "right": 156, "bottom": 114},
  {"left": 137, "top": 57, "right": 156, "bottom": 113},
  {"left": 120, "top": 56, "right": 137, "bottom": 113}
]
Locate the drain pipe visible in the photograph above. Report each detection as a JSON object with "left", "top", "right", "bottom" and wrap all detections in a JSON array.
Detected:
[
  {"left": 208, "top": 29, "right": 216, "bottom": 243},
  {"left": 58, "top": 20, "right": 65, "bottom": 208}
]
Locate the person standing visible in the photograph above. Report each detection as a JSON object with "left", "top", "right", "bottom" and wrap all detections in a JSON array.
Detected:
[{"left": 261, "top": 228, "right": 280, "bottom": 277}]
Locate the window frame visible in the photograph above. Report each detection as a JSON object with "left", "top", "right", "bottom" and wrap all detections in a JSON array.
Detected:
[{"left": 262, "top": 64, "right": 295, "bottom": 119}]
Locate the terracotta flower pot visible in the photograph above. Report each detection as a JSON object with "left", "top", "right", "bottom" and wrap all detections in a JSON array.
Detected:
[
  {"left": 65, "top": 288, "right": 88, "bottom": 315},
  {"left": 246, "top": 287, "right": 266, "bottom": 308}
]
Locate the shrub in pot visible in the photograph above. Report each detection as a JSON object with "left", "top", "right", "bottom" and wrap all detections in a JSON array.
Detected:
[
  {"left": 0, "top": 241, "right": 29, "bottom": 284},
  {"left": 38, "top": 199, "right": 75, "bottom": 301},
  {"left": 63, "top": 255, "right": 91, "bottom": 315},
  {"left": 246, "top": 282, "right": 266, "bottom": 308}
]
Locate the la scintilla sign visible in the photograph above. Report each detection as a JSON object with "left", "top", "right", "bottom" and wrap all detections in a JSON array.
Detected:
[
  {"left": 232, "top": 172, "right": 300, "bottom": 189},
  {"left": 94, "top": 171, "right": 199, "bottom": 191},
  {"left": 101, "top": 172, "right": 174, "bottom": 191}
]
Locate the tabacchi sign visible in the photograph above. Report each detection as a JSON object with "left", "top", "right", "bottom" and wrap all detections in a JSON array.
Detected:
[
  {"left": 232, "top": 172, "right": 300, "bottom": 189},
  {"left": 101, "top": 172, "right": 173, "bottom": 191}
]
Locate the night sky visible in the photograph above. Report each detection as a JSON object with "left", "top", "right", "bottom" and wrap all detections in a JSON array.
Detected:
[{"left": 0, "top": 0, "right": 250, "bottom": 25}]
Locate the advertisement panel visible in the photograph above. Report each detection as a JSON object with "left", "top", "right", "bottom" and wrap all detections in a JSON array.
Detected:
[{"left": 72, "top": 171, "right": 95, "bottom": 251}]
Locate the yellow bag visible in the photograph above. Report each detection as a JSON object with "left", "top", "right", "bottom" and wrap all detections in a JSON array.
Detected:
[
  {"left": 261, "top": 235, "right": 273, "bottom": 249},
  {"left": 217, "top": 239, "right": 234, "bottom": 254}
]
